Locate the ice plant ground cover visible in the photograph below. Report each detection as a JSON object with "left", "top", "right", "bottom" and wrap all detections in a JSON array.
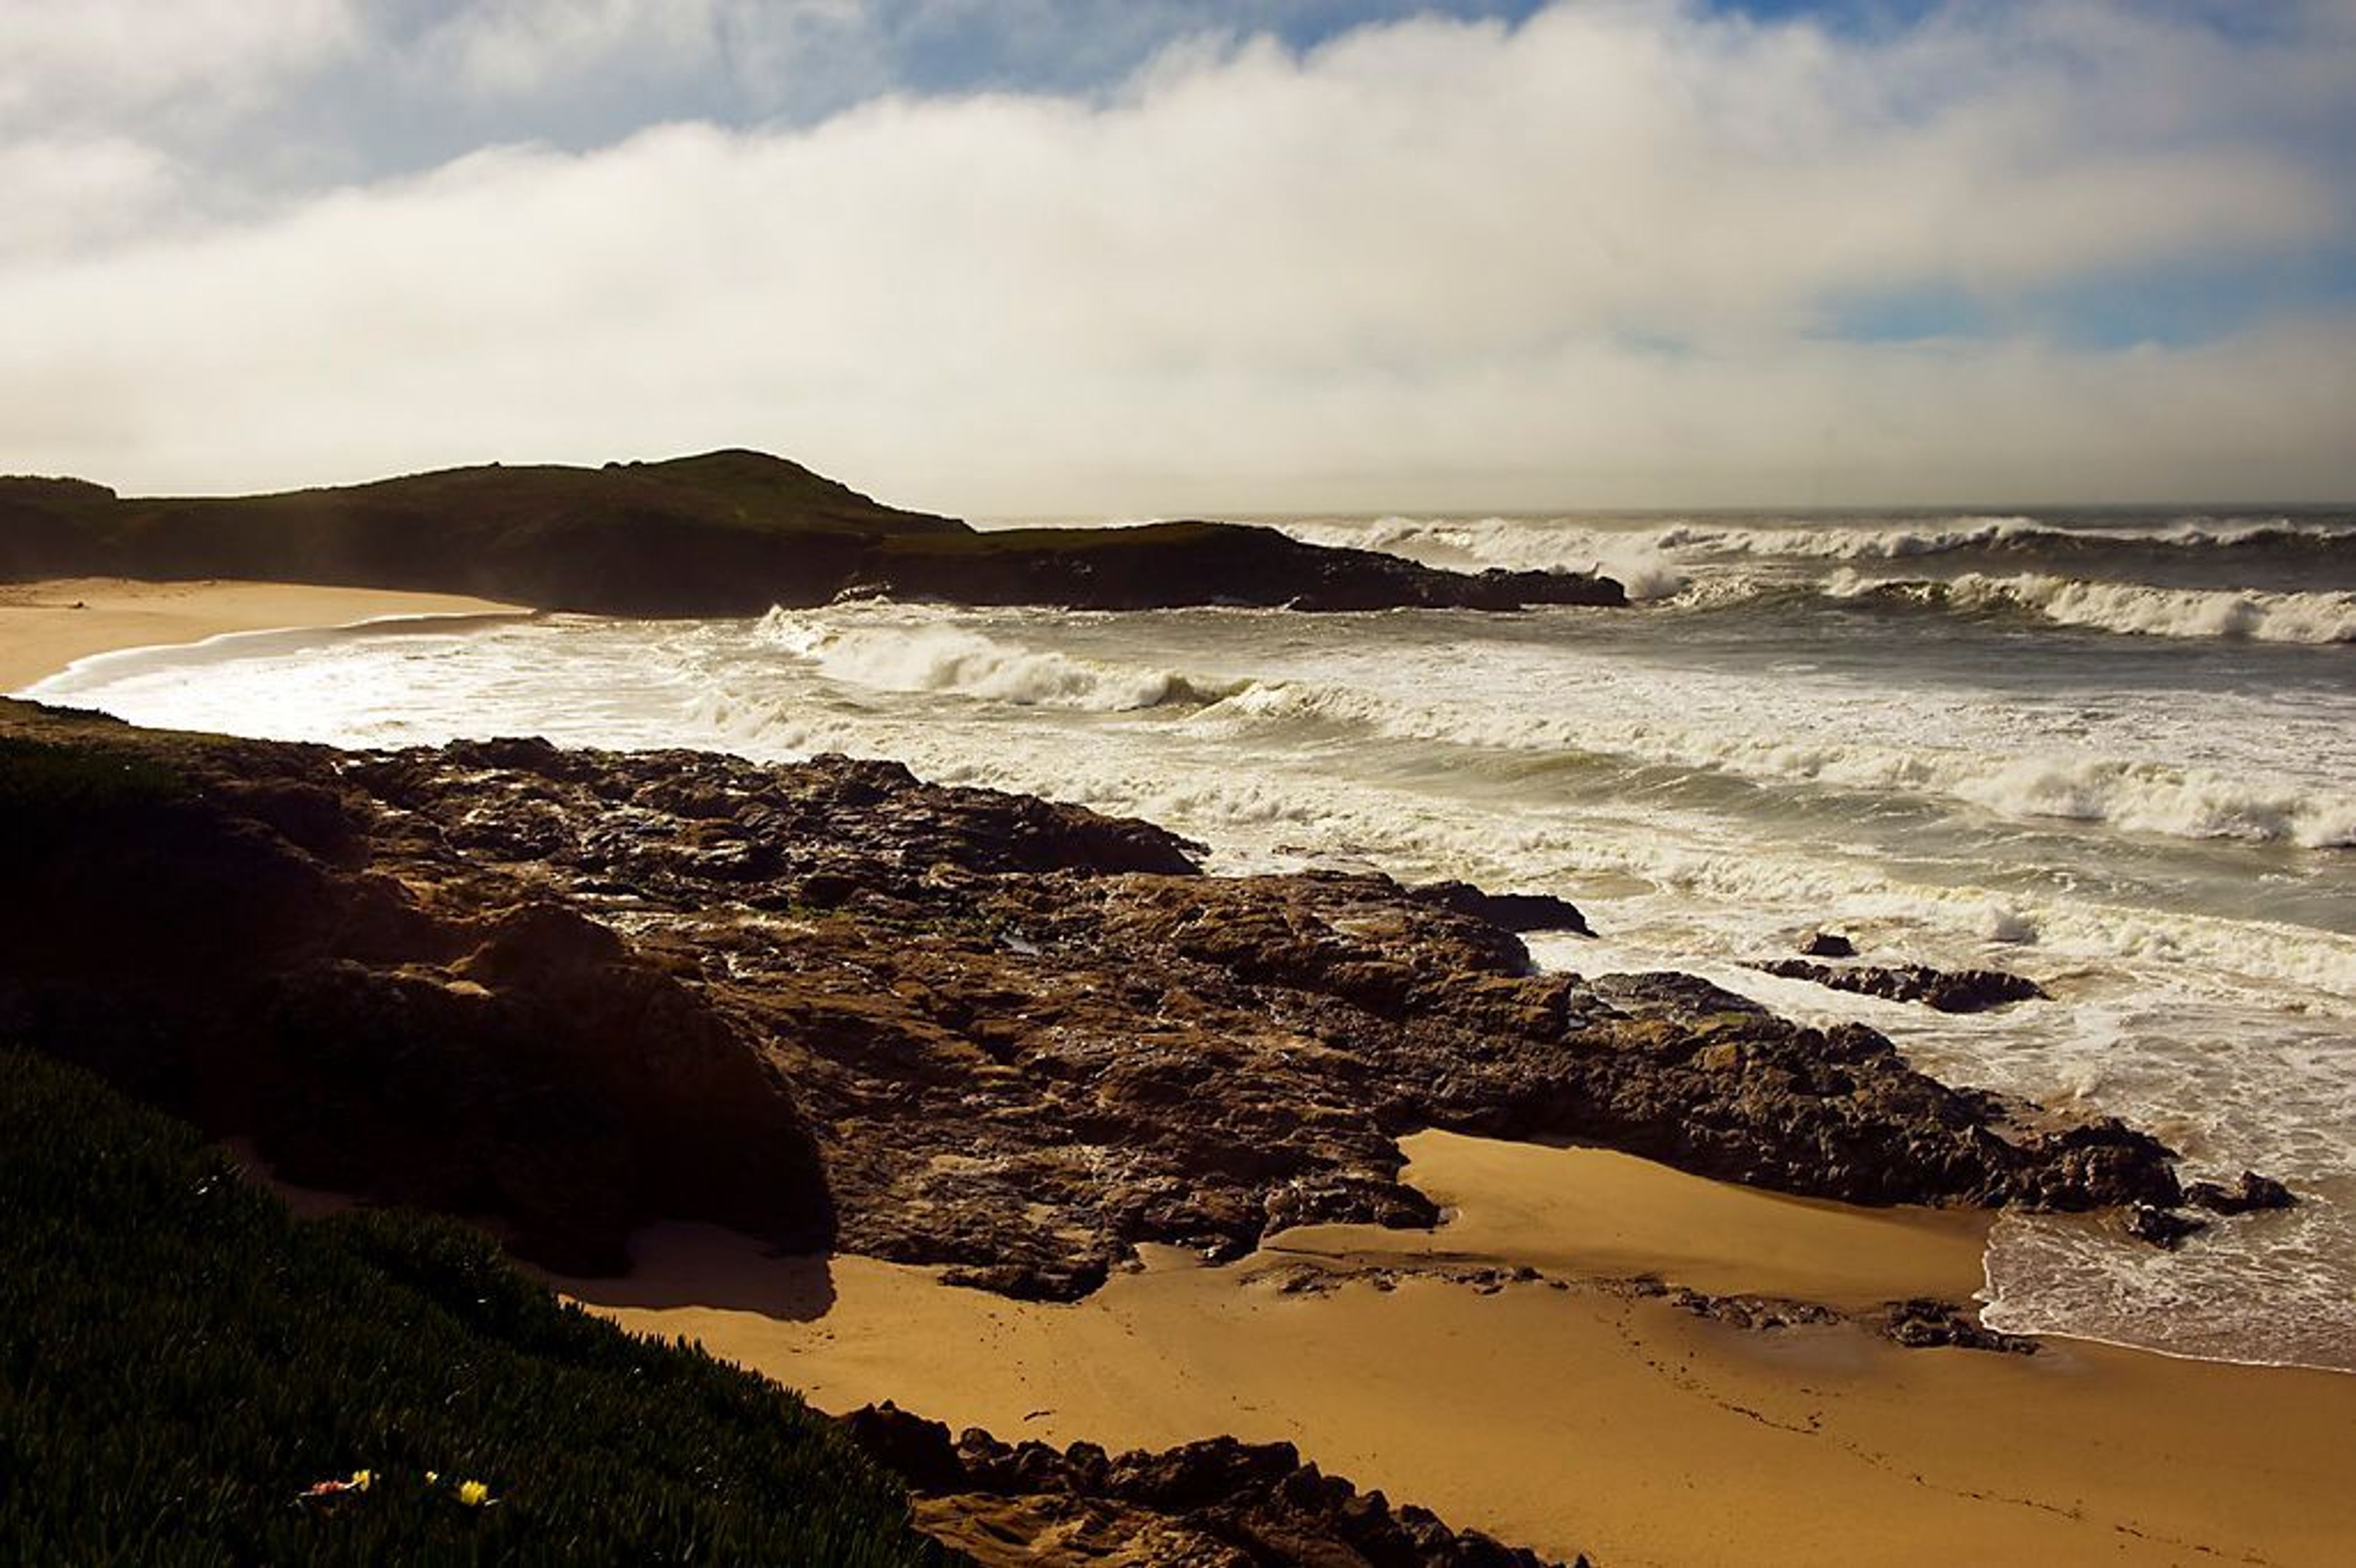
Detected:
[{"left": 0, "top": 1048, "right": 942, "bottom": 1566}]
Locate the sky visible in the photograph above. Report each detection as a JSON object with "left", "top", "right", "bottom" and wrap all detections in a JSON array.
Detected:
[{"left": 4, "top": 0, "right": 2354, "bottom": 515}]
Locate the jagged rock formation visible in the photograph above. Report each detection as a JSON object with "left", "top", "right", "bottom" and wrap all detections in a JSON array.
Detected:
[{"left": 1, "top": 699, "right": 2193, "bottom": 1297}]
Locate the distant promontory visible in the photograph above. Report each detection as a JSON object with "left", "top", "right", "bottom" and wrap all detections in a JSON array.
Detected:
[{"left": 0, "top": 450, "right": 1624, "bottom": 615}]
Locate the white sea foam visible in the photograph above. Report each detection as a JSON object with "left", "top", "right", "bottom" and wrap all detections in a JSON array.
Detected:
[
  {"left": 1279, "top": 517, "right": 1691, "bottom": 599},
  {"left": 669, "top": 663, "right": 2356, "bottom": 1010},
  {"left": 1192, "top": 675, "right": 2356, "bottom": 850},
  {"left": 1833, "top": 571, "right": 2356, "bottom": 645},
  {"left": 752, "top": 609, "right": 1232, "bottom": 712},
  {"left": 1657, "top": 513, "right": 2356, "bottom": 564},
  {"left": 1282, "top": 512, "right": 2356, "bottom": 617},
  {"left": 1659, "top": 515, "right": 2048, "bottom": 561}
]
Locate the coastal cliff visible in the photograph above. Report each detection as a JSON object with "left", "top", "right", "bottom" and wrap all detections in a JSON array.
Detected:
[{"left": 0, "top": 451, "right": 1624, "bottom": 615}]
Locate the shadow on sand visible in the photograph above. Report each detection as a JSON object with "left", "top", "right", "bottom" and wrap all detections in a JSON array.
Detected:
[{"left": 549, "top": 1222, "right": 839, "bottom": 1323}]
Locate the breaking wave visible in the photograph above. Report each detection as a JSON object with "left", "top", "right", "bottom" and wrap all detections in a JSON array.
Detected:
[
  {"left": 1280, "top": 512, "right": 2356, "bottom": 598},
  {"left": 1277, "top": 517, "right": 1691, "bottom": 599},
  {"left": 753, "top": 609, "right": 1238, "bottom": 712},
  {"left": 1832, "top": 572, "right": 2356, "bottom": 645},
  {"left": 1655, "top": 516, "right": 2356, "bottom": 585},
  {"left": 1194, "top": 680, "right": 2356, "bottom": 850}
]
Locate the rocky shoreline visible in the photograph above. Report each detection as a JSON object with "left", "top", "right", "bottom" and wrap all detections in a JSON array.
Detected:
[
  {"left": 2, "top": 697, "right": 2243, "bottom": 1293},
  {"left": 4, "top": 694, "right": 2299, "bottom": 1563}
]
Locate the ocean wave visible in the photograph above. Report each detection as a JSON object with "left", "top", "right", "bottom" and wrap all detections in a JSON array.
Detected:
[
  {"left": 1660, "top": 515, "right": 2048, "bottom": 561},
  {"left": 1833, "top": 572, "right": 2356, "bottom": 644},
  {"left": 1282, "top": 512, "right": 2356, "bottom": 596},
  {"left": 752, "top": 609, "right": 1236, "bottom": 712},
  {"left": 1661, "top": 515, "right": 2356, "bottom": 567},
  {"left": 899, "top": 725, "right": 2356, "bottom": 1004},
  {"left": 1278, "top": 517, "right": 1691, "bottom": 599},
  {"left": 1193, "top": 678, "right": 2356, "bottom": 850}
]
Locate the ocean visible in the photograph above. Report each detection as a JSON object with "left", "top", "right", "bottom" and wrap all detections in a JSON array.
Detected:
[{"left": 28, "top": 505, "right": 2356, "bottom": 1371}]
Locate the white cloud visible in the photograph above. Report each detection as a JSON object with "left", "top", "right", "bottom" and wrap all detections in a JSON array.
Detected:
[
  {"left": 0, "top": 136, "right": 182, "bottom": 259},
  {"left": 1, "top": 1, "right": 2351, "bottom": 509},
  {"left": 414, "top": 0, "right": 723, "bottom": 98},
  {"left": 0, "top": 0, "right": 358, "bottom": 128}
]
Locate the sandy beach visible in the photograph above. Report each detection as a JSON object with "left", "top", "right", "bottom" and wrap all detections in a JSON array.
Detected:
[
  {"left": 0, "top": 577, "right": 528, "bottom": 693},
  {"left": 568, "top": 1132, "right": 2356, "bottom": 1567}
]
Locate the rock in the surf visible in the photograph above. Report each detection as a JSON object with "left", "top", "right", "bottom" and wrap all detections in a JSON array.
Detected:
[
  {"left": 2182, "top": 1170, "right": 2295, "bottom": 1215},
  {"left": 1747, "top": 958, "right": 2047, "bottom": 1013}
]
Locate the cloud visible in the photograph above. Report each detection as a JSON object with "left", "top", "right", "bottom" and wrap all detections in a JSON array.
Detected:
[
  {"left": 1, "top": 0, "right": 2350, "bottom": 510},
  {"left": 0, "top": 136, "right": 183, "bottom": 261},
  {"left": 0, "top": 0, "right": 358, "bottom": 128},
  {"left": 415, "top": 0, "right": 726, "bottom": 98}
]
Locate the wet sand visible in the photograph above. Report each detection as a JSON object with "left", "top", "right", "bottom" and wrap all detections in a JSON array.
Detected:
[
  {"left": 1, "top": 577, "right": 528, "bottom": 692},
  {"left": 568, "top": 1132, "right": 2356, "bottom": 1567}
]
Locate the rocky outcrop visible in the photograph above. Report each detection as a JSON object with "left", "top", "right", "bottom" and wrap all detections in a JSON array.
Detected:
[
  {"left": 1879, "top": 1298, "right": 2039, "bottom": 1354},
  {"left": 2120, "top": 1170, "right": 2298, "bottom": 1251},
  {"left": 1748, "top": 958, "right": 2047, "bottom": 1013},
  {"left": 2124, "top": 1204, "right": 2209, "bottom": 1250},
  {"left": 2184, "top": 1170, "right": 2295, "bottom": 1215},
  {"left": 843, "top": 1404, "right": 1579, "bottom": 1568},
  {"left": 862, "top": 520, "right": 1624, "bottom": 613},
  {"left": 2, "top": 699, "right": 2199, "bottom": 1299},
  {"left": 1408, "top": 880, "right": 1593, "bottom": 936}
]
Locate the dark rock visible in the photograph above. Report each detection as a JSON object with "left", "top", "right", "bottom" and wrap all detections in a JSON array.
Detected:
[
  {"left": 841, "top": 1403, "right": 968, "bottom": 1495},
  {"left": 1748, "top": 958, "right": 2047, "bottom": 1013},
  {"left": 1880, "top": 1298, "right": 2039, "bottom": 1355},
  {"left": 1652, "top": 1285, "right": 1841, "bottom": 1332},
  {"left": 2182, "top": 1170, "right": 2295, "bottom": 1215},
  {"left": 1801, "top": 931, "right": 1856, "bottom": 959},
  {"left": 1409, "top": 880, "right": 1593, "bottom": 936},
  {"left": 871, "top": 520, "right": 1626, "bottom": 615},
  {"left": 2125, "top": 1205, "right": 2209, "bottom": 1250},
  {"left": 844, "top": 1411, "right": 1580, "bottom": 1567},
  {"left": 458, "top": 901, "right": 628, "bottom": 982}
]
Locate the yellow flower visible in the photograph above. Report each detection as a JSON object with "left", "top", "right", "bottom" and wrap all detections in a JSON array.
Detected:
[
  {"left": 426, "top": 1471, "right": 439, "bottom": 1485},
  {"left": 349, "top": 1470, "right": 374, "bottom": 1493},
  {"left": 456, "top": 1479, "right": 492, "bottom": 1507}
]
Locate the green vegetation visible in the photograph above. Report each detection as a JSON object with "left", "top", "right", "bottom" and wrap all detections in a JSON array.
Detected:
[
  {"left": 0, "top": 450, "right": 966, "bottom": 616},
  {"left": 0, "top": 736, "right": 185, "bottom": 823},
  {"left": 0, "top": 1048, "right": 939, "bottom": 1566}
]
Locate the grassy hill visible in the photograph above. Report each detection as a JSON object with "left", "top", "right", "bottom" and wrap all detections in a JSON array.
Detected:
[
  {"left": 0, "top": 1045, "right": 942, "bottom": 1565},
  {"left": 0, "top": 450, "right": 965, "bottom": 616},
  {"left": 0, "top": 450, "right": 1624, "bottom": 613}
]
